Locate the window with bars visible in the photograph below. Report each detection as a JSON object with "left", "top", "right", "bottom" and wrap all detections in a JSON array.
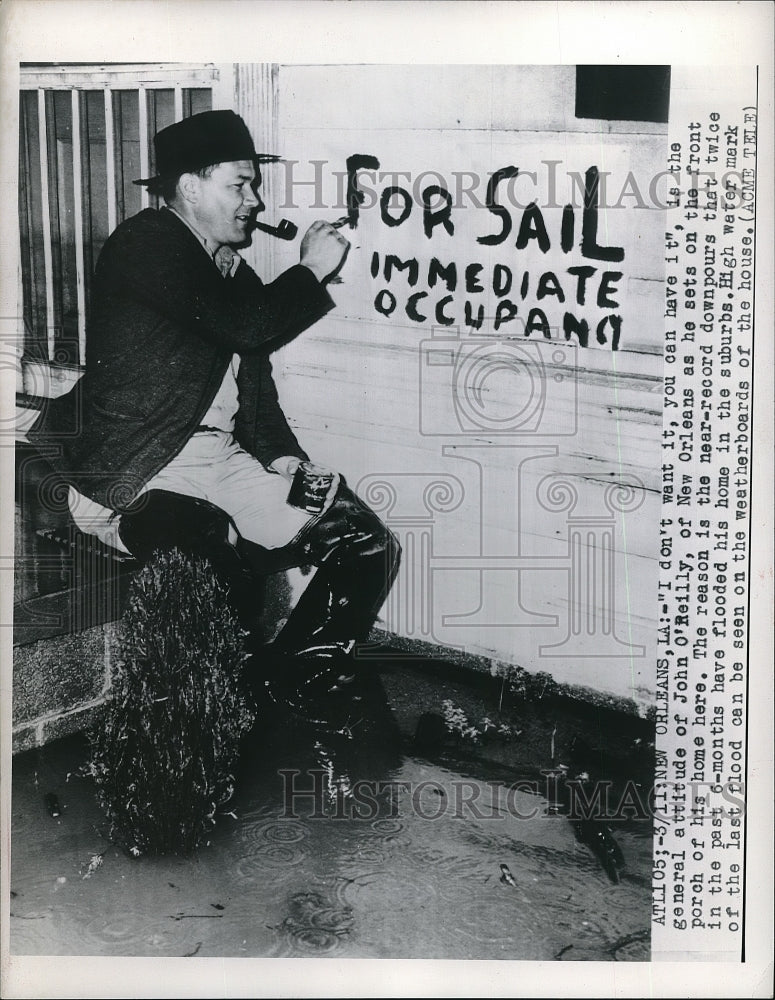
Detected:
[{"left": 18, "top": 65, "right": 220, "bottom": 377}]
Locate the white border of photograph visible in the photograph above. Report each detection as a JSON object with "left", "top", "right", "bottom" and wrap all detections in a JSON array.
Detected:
[{"left": 1, "top": 2, "right": 772, "bottom": 998}]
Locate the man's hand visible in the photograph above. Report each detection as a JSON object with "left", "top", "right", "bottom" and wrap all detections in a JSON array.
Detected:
[
  {"left": 315, "top": 469, "right": 341, "bottom": 515},
  {"left": 270, "top": 456, "right": 341, "bottom": 516},
  {"left": 300, "top": 220, "right": 350, "bottom": 284},
  {"left": 270, "top": 455, "right": 302, "bottom": 482}
]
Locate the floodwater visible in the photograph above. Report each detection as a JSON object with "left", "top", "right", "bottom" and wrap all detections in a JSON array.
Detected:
[{"left": 10, "top": 663, "right": 652, "bottom": 961}]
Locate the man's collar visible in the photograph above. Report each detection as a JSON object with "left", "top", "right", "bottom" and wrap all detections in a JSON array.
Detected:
[
  {"left": 164, "top": 205, "right": 218, "bottom": 257},
  {"left": 164, "top": 205, "right": 241, "bottom": 276}
]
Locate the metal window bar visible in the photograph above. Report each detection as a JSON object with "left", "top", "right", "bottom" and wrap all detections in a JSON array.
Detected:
[
  {"left": 20, "top": 68, "right": 218, "bottom": 372},
  {"left": 71, "top": 89, "right": 87, "bottom": 362},
  {"left": 104, "top": 87, "right": 117, "bottom": 235},
  {"left": 138, "top": 85, "right": 149, "bottom": 211},
  {"left": 36, "top": 88, "right": 56, "bottom": 360}
]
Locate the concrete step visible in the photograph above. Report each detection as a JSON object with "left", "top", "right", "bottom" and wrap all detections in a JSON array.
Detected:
[
  {"left": 12, "top": 621, "right": 120, "bottom": 755},
  {"left": 12, "top": 569, "right": 296, "bottom": 755}
]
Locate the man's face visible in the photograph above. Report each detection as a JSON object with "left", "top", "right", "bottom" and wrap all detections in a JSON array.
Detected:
[{"left": 192, "top": 160, "right": 263, "bottom": 247}]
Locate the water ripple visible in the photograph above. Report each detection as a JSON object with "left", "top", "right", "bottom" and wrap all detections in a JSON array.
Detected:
[
  {"left": 271, "top": 888, "right": 355, "bottom": 957},
  {"left": 263, "top": 822, "right": 307, "bottom": 844},
  {"left": 82, "top": 910, "right": 189, "bottom": 953},
  {"left": 370, "top": 817, "right": 403, "bottom": 835},
  {"left": 14, "top": 901, "right": 196, "bottom": 956},
  {"left": 283, "top": 924, "right": 343, "bottom": 954},
  {"left": 235, "top": 817, "right": 310, "bottom": 878},
  {"left": 337, "top": 843, "right": 391, "bottom": 866}
]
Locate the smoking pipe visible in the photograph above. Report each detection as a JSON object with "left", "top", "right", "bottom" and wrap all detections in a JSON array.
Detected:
[{"left": 253, "top": 218, "right": 298, "bottom": 240}]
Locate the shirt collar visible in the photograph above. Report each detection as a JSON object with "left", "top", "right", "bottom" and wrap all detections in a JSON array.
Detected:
[{"left": 165, "top": 206, "right": 241, "bottom": 275}]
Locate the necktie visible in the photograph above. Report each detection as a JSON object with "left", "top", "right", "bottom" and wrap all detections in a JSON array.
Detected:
[{"left": 214, "top": 245, "right": 235, "bottom": 277}]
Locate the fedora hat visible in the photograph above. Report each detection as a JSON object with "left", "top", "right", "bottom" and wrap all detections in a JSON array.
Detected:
[{"left": 133, "top": 109, "right": 279, "bottom": 188}]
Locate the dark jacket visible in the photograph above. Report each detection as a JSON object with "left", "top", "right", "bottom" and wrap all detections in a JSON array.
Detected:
[{"left": 28, "top": 208, "right": 334, "bottom": 510}]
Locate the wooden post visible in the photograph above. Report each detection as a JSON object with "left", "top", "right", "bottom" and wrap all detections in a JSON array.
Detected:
[{"left": 233, "top": 63, "right": 279, "bottom": 279}]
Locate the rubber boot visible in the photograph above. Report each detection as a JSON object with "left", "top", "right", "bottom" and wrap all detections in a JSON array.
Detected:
[{"left": 239, "top": 484, "right": 400, "bottom": 722}]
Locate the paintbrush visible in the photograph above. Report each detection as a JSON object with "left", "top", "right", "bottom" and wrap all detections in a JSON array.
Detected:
[{"left": 327, "top": 216, "right": 352, "bottom": 282}]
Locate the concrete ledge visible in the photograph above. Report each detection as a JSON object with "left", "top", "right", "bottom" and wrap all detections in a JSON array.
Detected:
[
  {"left": 365, "top": 626, "right": 646, "bottom": 719},
  {"left": 12, "top": 701, "right": 108, "bottom": 756},
  {"left": 13, "top": 595, "right": 647, "bottom": 756},
  {"left": 13, "top": 618, "right": 648, "bottom": 755},
  {"left": 13, "top": 623, "right": 117, "bottom": 724},
  {"left": 12, "top": 621, "right": 118, "bottom": 753},
  {"left": 11, "top": 573, "right": 295, "bottom": 755}
]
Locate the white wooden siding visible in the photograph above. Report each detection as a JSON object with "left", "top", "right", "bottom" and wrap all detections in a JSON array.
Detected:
[{"left": 271, "top": 64, "right": 666, "bottom": 709}]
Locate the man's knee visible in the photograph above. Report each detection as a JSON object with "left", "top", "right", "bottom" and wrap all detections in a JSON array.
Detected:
[
  {"left": 119, "top": 489, "right": 269, "bottom": 628},
  {"left": 381, "top": 522, "right": 401, "bottom": 577},
  {"left": 118, "top": 489, "right": 235, "bottom": 563},
  {"left": 297, "top": 484, "right": 399, "bottom": 567}
]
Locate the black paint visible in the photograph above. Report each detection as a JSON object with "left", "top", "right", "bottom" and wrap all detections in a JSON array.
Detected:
[
  {"left": 563, "top": 312, "right": 589, "bottom": 348},
  {"left": 561, "top": 204, "right": 575, "bottom": 253},
  {"left": 494, "top": 299, "right": 518, "bottom": 331},
  {"left": 374, "top": 289, "right": 397, "bottom": 316},
  {"left": 385, "top": 254, "right": 419, "bottom": 287},
  {"left": 493, "top": 264, "right": 512, "bottom": 297},
  {"left": 477, "top": 165, "right": 519, "bottom": 246},
  {"left": 421, "top": 185, "right": 454, "bottom": 239},
  {"left": 597, "top": 314, "right": 622, "bottom": 350},
  {"left": 380, "top": 186, "right": 412, "bottom": 227},
  {"left": 465, "top": 302, "right": 485, "bottom": 330},
  {"left": 406, "top": 291, "right": 428, "bottom": 322},
  {"left": 428, "top": 258, "right": 458, "bottom": 292},
  {"left": 566, "top": 265, "right": 597, "bottom": 306},
  {"left": 536, "top": 271, "right": 565, "bottom": 303},
  {"left": 525, "top": 307, "right": 552, "bottom": 339},
  {"left": 597, "top": 272, "right": 622, "bottom": 309},
  {"left": 345, "top": 154, "right": 381, "bottom": 228},
  {"left": 465, "top": 263, "right": 484, "bottom": 293},
  {"left": 435, "top": 295, "right": 456, "bottom": 326},
  {"left": 515, "top": 203, "right": 551, "bottom": 253},
  {"left": 581, "top": 167, "right": 625, "bottom": 263}
]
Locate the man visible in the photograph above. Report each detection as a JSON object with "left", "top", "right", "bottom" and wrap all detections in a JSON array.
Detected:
[{"left": 28, "top": 109, "right": 400, "bottom": 712}]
